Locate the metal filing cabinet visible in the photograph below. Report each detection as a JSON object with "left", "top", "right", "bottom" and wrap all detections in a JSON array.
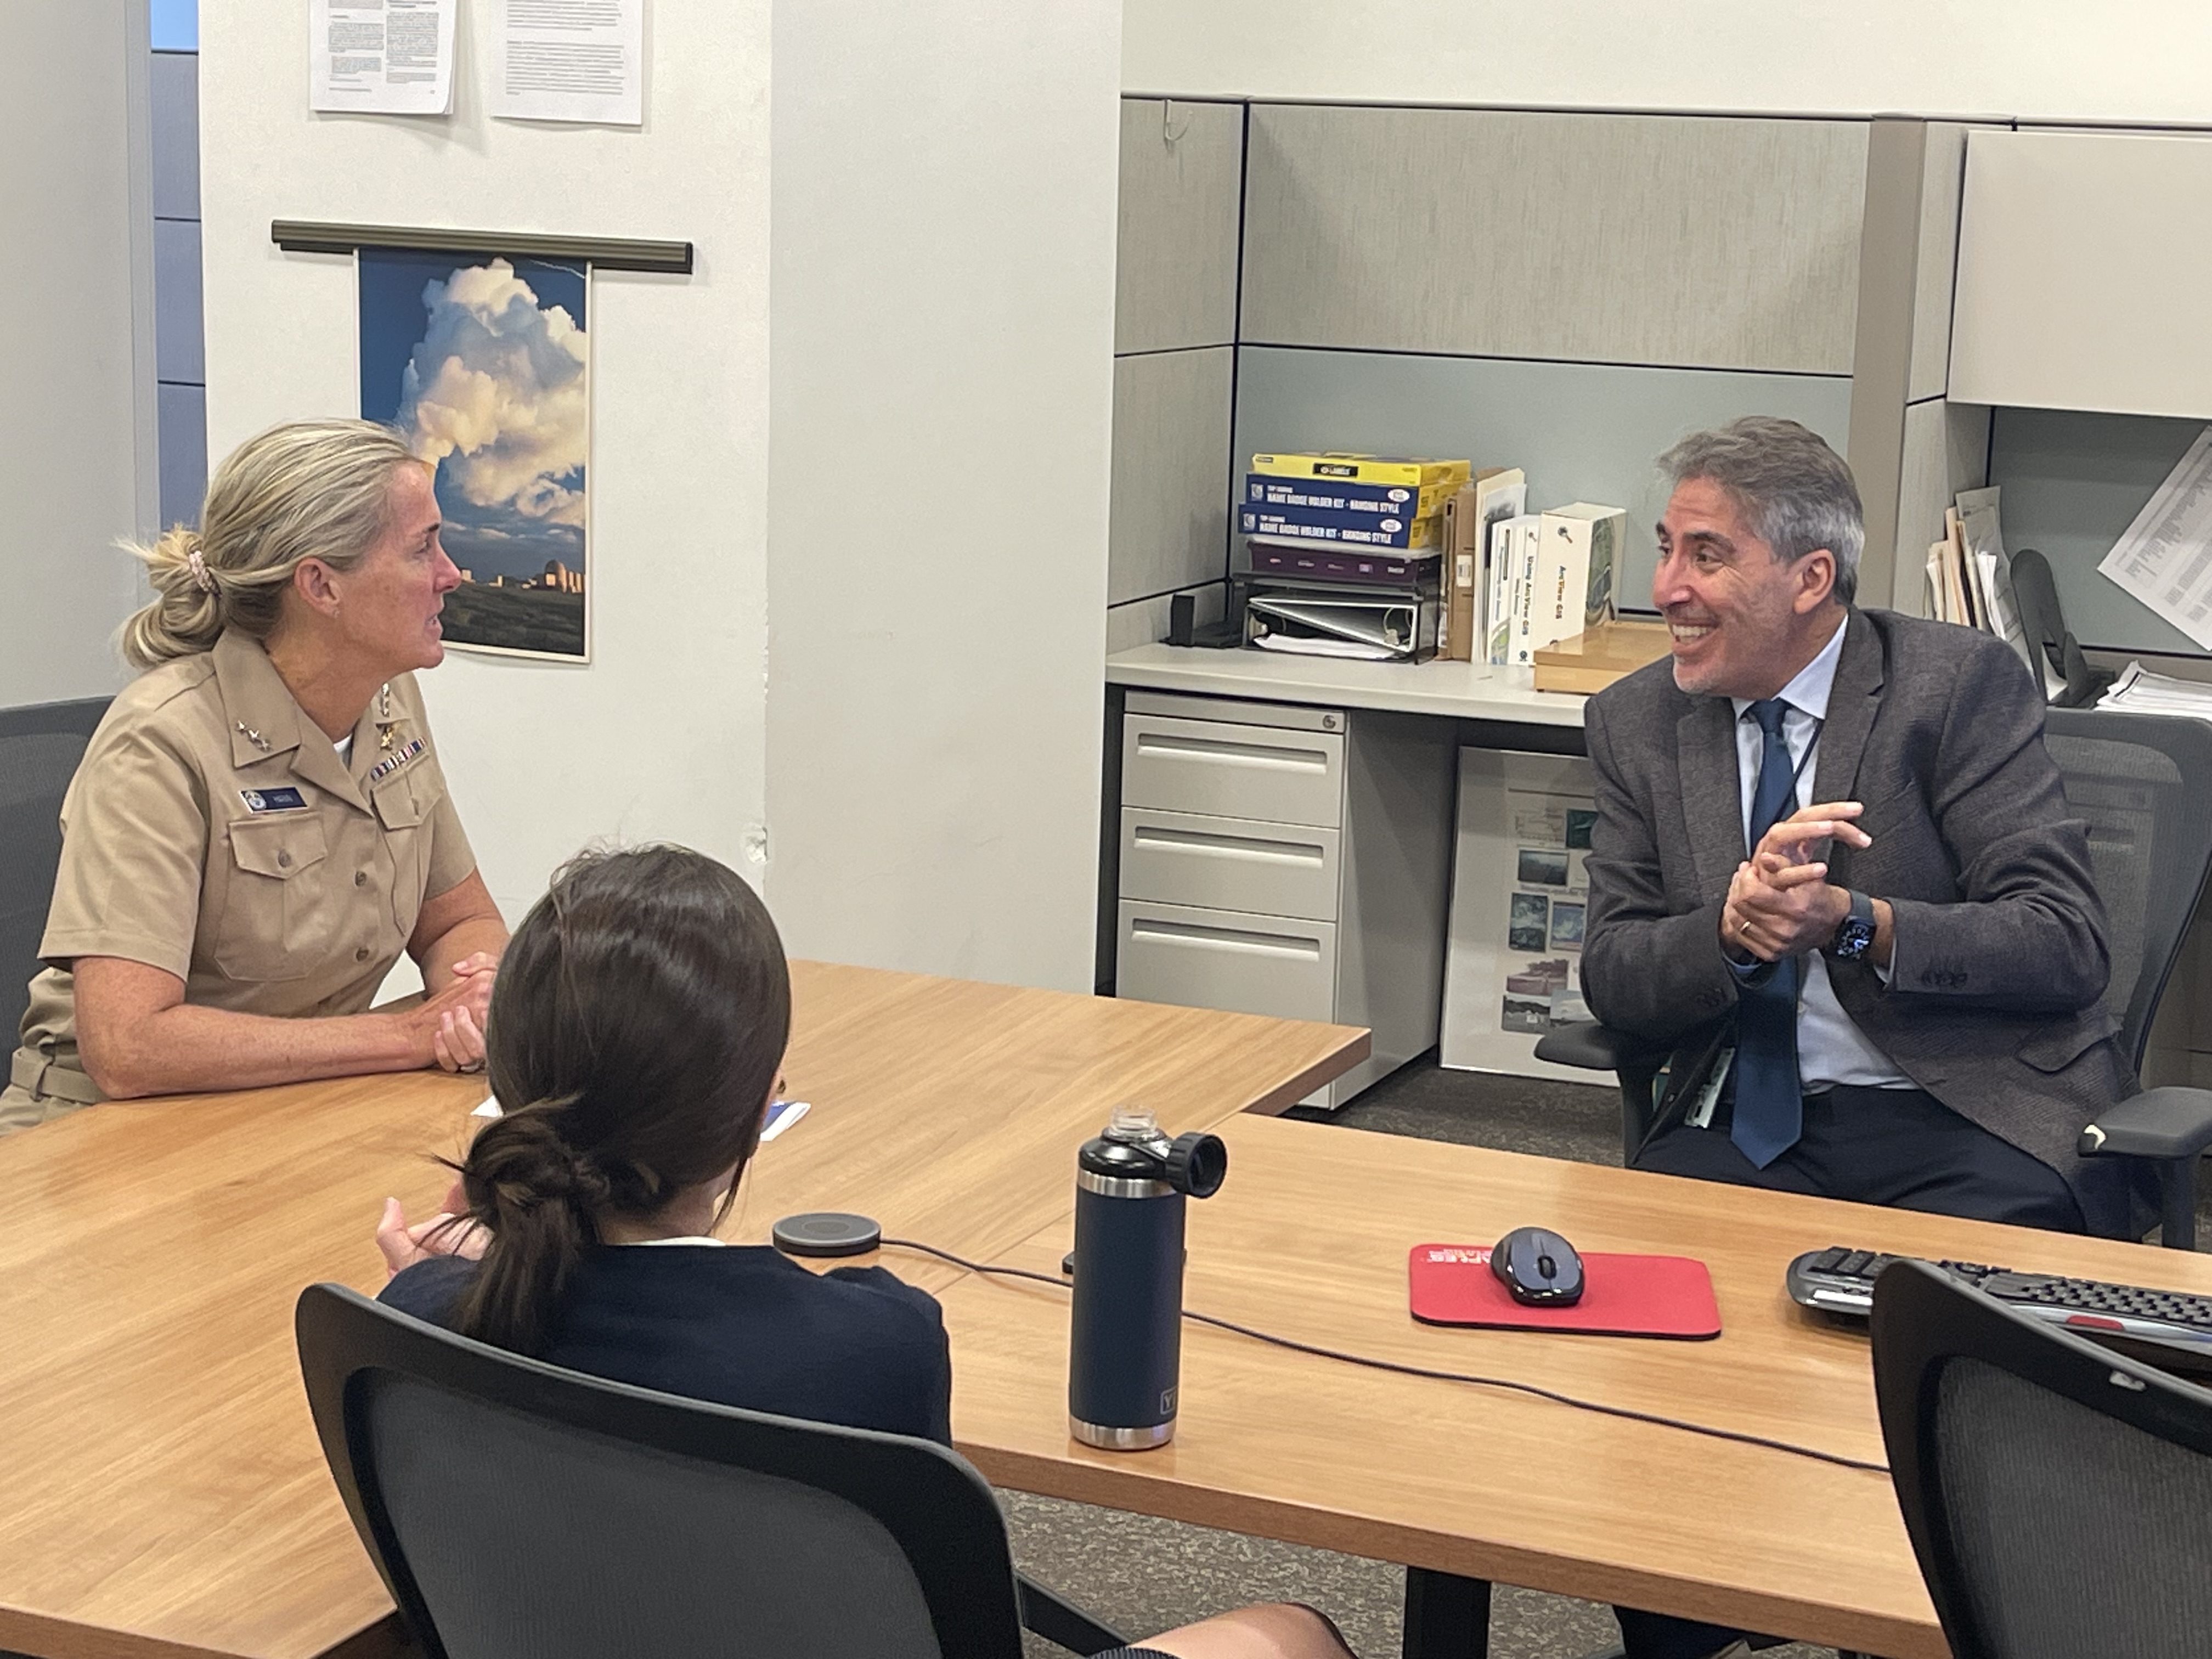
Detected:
[{"left": 1113, "top": 690, "right": 1457, "bottom": 1108}]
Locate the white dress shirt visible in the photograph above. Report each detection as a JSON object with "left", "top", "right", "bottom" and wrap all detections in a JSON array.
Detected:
[{"left": 1730, "top": 619, "right": 1914, "bottom": 1091}]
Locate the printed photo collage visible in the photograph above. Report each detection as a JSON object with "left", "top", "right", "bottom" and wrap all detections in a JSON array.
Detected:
[{"left": 1498, "top": 798, "right": 1596, "bottom": 1035}]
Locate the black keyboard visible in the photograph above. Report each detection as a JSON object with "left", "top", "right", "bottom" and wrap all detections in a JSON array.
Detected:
[{"left": 1787, "top": 1245, "right": 2212, "bottom": 1372}]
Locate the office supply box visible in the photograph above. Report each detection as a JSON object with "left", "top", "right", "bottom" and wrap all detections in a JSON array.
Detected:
[
  {"left": 1240, "top": 505, "right": 1443, "bottom": 550},
  {"left": 1251, "top": 452, "right": 1472, "bottom": 489},
  {"left": 1532, "top": 503, "right": 1622, "bottom": 654},
  {"left": 1246, "top": 475, "right": 1461, "bottom": 520}
]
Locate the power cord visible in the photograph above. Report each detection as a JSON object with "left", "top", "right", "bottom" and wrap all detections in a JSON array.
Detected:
[{"left": 881, "top": 1237, "right": 1890, "bottom": 1477}]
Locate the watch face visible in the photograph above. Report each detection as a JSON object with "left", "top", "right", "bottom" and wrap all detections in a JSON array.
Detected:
[{"left": 1832, "top": 917, "right": 1875, "bottom": 961}]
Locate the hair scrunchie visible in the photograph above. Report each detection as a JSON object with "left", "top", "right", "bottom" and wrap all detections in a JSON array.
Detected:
[{"left": 185, "top": 547, "right": 218, "bottom": 596}]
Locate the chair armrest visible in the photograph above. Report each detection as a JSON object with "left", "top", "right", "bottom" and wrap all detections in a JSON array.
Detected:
[
  {"left": 1017, "top": 1573, "right": 1130, "bottom": 1656},
  {"left": 2079, "top": 1087, "right": 2212, "bottom": 1161},
  {"left": 1533, "top": 1020, "right": 1670, "bottom": 1075}
]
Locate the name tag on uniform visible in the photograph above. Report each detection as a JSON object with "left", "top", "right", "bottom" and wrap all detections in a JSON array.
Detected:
[
  {"left": 239, "top": 786, "right": 307, "bottom": 812},
  {"left": 366, "top": 738, "right": 425, "bottom": 786}
]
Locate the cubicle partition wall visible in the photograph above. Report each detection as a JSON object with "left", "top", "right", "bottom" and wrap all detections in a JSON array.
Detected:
[
  {"left": 1107, "top": 99, "right": 1246, "bottom": 653},
  {"left": 1107, "top": 100, "right": 1996, "bottom": 646}
]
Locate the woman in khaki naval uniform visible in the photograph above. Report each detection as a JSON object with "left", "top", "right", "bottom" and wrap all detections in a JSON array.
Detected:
[{"left": 3, "top": 420, "right": 508, "bottom": 1133}]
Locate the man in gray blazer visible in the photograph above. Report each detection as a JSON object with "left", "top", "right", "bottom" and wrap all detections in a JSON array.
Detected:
[
  {"left": 1586, "top": 417, "right": 2144, "bottom": 1659},
  {"left": 1584, "top": 416, "right": 2140, "bottom": 1239}
]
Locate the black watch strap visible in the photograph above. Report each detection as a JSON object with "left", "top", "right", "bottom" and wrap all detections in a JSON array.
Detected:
[{"left": 1827, "top": 889, "right": 1876, "bottom": 960}]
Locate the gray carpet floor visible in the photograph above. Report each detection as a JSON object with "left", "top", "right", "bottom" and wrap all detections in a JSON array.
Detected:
[{"left": 1003, "top": 1060, "right": 1831, "bottom": 1659}]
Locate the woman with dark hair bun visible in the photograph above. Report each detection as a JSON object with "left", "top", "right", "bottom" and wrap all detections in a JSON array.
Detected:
[{"left": 375, "top": 844, "right": 1357, "bottom": 1659}]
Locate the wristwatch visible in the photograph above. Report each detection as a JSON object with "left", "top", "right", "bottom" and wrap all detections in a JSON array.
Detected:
[{"left": 1826, "top": 889, "right": 1877, "bottom": 962}]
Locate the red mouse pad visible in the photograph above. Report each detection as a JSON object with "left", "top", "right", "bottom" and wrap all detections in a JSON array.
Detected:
[{"left": 1408, "top": 1244, "right": 1722, "bottom": 1339}]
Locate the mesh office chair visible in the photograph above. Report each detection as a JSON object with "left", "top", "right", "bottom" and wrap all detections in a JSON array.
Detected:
[
  {"left": 296, "top": 1283, "right": 1131, "bottom": 1659},
  {"left": 1536, "top": 706, "right": 2212, "bottom": 1246},
  {"left": 0, "top": 698, "right": 110, "bottom": 1049},
  {"left": 1870, "top": 1258, "right": 2212, "bottom": 1659}
]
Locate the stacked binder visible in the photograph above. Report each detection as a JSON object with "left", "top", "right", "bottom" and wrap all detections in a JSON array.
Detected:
[{"left": 1239, "top": 454, "right": 1469, "bottom": 662}]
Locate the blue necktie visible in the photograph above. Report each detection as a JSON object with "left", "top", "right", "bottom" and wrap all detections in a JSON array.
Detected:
[{"left": 1731, "top": 698, "right": 1802, "bottom": 1169}]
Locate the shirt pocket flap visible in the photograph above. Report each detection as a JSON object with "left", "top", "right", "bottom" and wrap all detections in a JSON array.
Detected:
[
  {"left": 373, "top": 772, "right": 435, "bottom": 831},
  {"left": 2017, "top": 1014, "right": 2119, "bottom": 1074},
  {"left": 229, "top": 815, "right": 329, "bottom": 880}
]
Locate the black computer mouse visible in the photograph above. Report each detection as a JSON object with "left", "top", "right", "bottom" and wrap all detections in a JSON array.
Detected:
[{"left": 1491, "top": 1226, "right": 1585, "bottom": 1306}]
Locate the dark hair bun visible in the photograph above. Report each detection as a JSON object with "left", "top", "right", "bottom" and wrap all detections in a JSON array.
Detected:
[{"left": 465, "top": 1107, "right": 610, "bottom": 1218}]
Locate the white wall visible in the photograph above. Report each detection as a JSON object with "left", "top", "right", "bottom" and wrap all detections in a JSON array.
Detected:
[
  {"left": 202, "top": 0, "right": 1123, "bottom": 990},
  {"left": 199, "top": 0, "right": 774, "bottom": 926},
  {"left": 765, "top": 2, "right": 1121, "bottom": 989},
  {"left": 1, "top": 0, "right": 153, "bottom": 708},
  {"left": 1123, "top": 0, "right": 2212, "bottom": 125}
]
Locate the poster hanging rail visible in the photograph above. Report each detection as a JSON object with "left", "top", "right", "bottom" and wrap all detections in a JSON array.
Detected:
[{"left": 271, "top": 221, "right": 693, "bottom": 274}]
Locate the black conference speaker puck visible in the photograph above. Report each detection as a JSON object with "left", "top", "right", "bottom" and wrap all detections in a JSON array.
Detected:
[{"left": 771, "top": 1211, "right": 884, "bottom": 1258}]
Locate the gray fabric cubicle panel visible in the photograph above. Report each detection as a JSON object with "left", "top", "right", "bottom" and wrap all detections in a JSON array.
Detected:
[
  {"left": 157, "top": 382, "right": 207, "bottom": 531},
  {"left": 1987, "top": 407, "right": 2208, "bottom": 656},
  {"left": 154, "top": 218, "right": 204, "bottom": 385},
  {"left": 1232, "top": 346, "right": 1852, "bottom": 608},
  {"left": 1893, "top": 398, "right": 1990, "bottom": 613},
  {"left": 151, "top": 52, "right": 199, "bottom": 221},
  {"left": 1116, "top": 99, "right": 1244, "bottom": 357},
  {"left": 1240, "top": 105, "right": 1866, "bottom": 375},
  {"left": 1109, "top": 346, "right": 1233, "bottom": 607}
]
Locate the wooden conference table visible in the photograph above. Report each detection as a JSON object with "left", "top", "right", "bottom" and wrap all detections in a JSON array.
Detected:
[
  {"left": 0, "top": 962, "right": 1364, "bottom": 1659},
  {"left": 10, "top": 963, "right": 2212, "bottom": 1659}
]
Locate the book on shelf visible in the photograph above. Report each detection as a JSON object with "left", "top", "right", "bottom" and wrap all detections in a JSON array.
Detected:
[
  {"left": 1249, "top": 452, "right": 1473, "bottom": 489},
  {"left": 1470, "top": 469, "right": 1527, "bottom": 662},
  {"left": 1442, "top": 466, "right": 1527, "bottom": 662},
  {"left": 1497, "top": 515, "right": 1544, "bottom": 665}
]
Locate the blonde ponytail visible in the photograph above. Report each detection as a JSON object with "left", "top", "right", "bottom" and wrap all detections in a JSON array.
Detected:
[
  {"left": 120, "top": 524, "right": 228, "bottom": 667},
  {"left": 116, "top": 419, "right": 423, "bottom": 670}
]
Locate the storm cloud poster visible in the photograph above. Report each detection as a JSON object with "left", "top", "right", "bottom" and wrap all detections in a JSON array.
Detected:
[{"left": 359, "top": 248, "right": 590, "bottom": 661}]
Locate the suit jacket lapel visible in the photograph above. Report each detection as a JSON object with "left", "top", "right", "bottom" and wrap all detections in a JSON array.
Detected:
[
  {"left": 1677, "top": 698, "right": 1745, "bottom": 901},
  {"left": 1812, "top": 610, "right": 1883, "bottom": 809}
]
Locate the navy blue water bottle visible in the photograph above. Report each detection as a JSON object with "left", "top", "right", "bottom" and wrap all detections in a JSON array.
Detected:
[{"left": 1067, "top": 1107, "right": 1228, "bottom": 1449}]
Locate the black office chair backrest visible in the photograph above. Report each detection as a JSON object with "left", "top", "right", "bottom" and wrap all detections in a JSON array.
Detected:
[
  {"left": 1870, "top": 1259, "right": 2212, "bottom": 1659},
  {"left": 295, "top": 1283, "right": 1026, "bottom": 1659},
  {"left": 0, "top": 698, "right": 111, "bottom": 1046},
  {"left": 2041, "top": 708, "right": 2212, "bottom": 1074}
]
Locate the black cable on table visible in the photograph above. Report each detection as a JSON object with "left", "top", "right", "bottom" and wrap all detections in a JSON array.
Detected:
[{"left": 881, "top": 1236, "right": 1890, "bottom": 1477}]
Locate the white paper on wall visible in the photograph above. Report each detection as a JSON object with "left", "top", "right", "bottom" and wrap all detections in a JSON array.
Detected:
[
  {"left": 496, "top": 0, "right": 644, "bottom": 126},
  {"left": 2099, "top": 424, "right": 2212, "bottom": 650},
  {"left": 310, "top": 0, "right": 455, "bottom": 116}
]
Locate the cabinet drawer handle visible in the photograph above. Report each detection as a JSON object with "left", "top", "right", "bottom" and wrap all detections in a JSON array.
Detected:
[
  {"left": 1133, "top": 732, "right": 1330, "bottom": 773},
  {"left": 1131, "top": 825, "right": 1325, "bottom": 866},
  {"left": 1128, "top": 917, "right": 1323, "bottom": 959}
]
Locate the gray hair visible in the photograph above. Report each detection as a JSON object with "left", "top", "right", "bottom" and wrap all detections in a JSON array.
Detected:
[
  {"left": 1656, "top": 417, "right": 1864, "bottom": 606},
  {"left": 120, "top": 419, "right": 423, "bottom": 668}
]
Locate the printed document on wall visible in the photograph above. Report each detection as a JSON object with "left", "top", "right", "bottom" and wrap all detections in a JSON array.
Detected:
[
  {"left": 311, "top": 0, "right": 454, "bottom": 114},
  {"left": 496, "top": 0, "right": 644, "bottom": 125},
  {"left": 2099, "top": 425, "right": 2212, "bottom": 650}
]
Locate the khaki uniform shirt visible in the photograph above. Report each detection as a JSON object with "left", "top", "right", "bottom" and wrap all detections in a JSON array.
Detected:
[{"left": 7, "top": 630, "right": 476, "bottom": 1123}]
